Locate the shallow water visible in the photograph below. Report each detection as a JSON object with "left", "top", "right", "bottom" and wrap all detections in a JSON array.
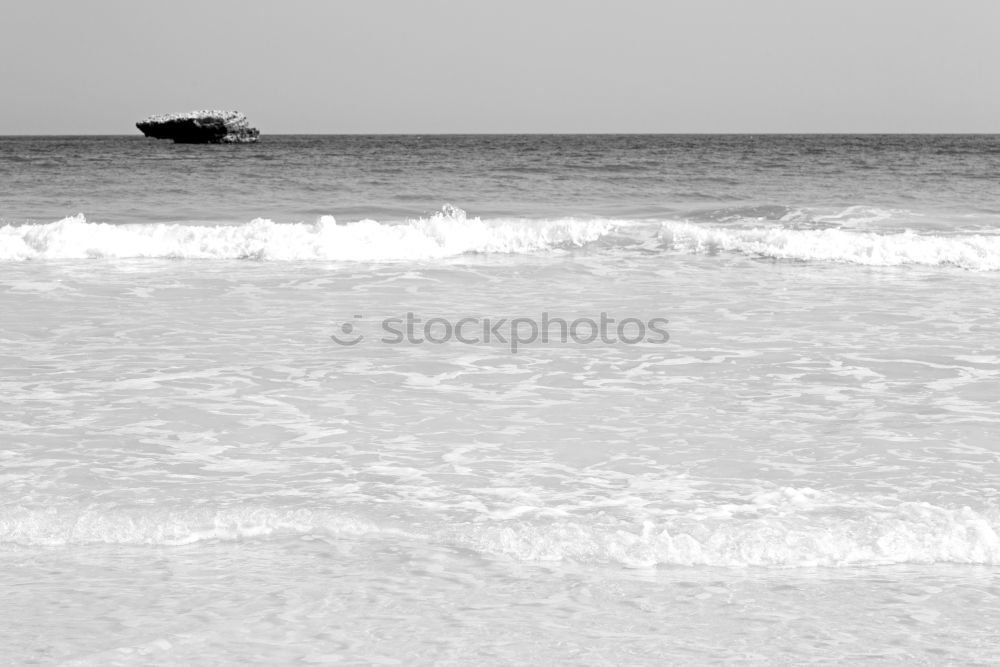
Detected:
[{"left": 2, "top": 135, "right": 1000, "bottom": 662}]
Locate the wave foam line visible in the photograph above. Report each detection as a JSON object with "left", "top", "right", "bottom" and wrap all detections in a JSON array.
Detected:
[
  {"left": 4, "top": 209, "right": 999, "bottom": 269},
  {"left": 0, "top": 506, "right": 416, "bottom": 547},
  {"left": 465, "top": 499, "right": 1000, "bottom": 568},
  {"left": 0, "top": 208, "right": 617, "bottom": 261},
  {"left": 5, "top": 493, "right": 999, "bottom": 569},
  {"left": 660, "top": 221, "right": 1000, "bottom": 270}
]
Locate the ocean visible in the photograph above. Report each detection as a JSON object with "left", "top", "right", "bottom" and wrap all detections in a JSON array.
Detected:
[{"left": 2, "top": 134, "right": 999, "bottom": 663}]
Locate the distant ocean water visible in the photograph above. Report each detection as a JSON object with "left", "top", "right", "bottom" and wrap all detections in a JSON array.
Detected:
[{"left": 2, "top": 135, "right": 1000, "bottom": 663}]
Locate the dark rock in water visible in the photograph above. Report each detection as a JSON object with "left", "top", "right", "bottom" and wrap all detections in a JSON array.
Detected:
[{"left": 136, "top": 110, "right": 260, "bottom": 144}]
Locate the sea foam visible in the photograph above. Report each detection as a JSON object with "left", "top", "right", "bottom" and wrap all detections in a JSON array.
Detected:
[
  {"left": 3, "top": 208, "right": 1000, "bottom": 269},
  {"left": 0, "top": 208, "right": 616, "bottom": 262},
  {"left": 4, "top": 493, "right": 999, "bottom": 569},
  {"left": 0, "top": 506, "right": 416, "bottom": 547},
  {"left": 465, "top": 500, "right": 1000, "bottom": 568},
  {"left": 660, "top": 221, "right": 1000, "bottom": 270}
]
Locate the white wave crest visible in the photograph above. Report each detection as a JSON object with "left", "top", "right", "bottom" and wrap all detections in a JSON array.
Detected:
[
  {"left": 8, "top": 492, "right": 998, "bottom": 569},
  {"left": 0, "top": 506, "right": 416, "bottom": 547},
  {"left": 0, "top": 207, "right": 617, "bottom": 261},
  {"left": 4, "top": 209, "right": 1000, "bottom": 270},
  {"left": 660, "top": 221, "right": 1000, "bottom": 270},
  {"left": 463, "top": 494, "right": 1000, "bottom": 568}
]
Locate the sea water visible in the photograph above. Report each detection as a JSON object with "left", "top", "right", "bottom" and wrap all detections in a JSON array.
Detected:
[{"left": 1, "top": 135, "right": 999, "bottom": 663}]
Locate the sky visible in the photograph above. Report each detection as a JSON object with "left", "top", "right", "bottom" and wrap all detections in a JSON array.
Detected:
[{"left": 1, "top": 0, "right": 998, "bottom": 134}]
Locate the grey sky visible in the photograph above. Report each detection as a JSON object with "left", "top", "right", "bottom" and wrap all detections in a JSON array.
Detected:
[{"left": 2, "top": 0, "right": 998, "bottom": 133}]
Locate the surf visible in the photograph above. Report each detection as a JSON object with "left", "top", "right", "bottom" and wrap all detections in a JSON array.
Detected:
[{"left": 3, "top": 205, "right": 1000, "bottom": 270}]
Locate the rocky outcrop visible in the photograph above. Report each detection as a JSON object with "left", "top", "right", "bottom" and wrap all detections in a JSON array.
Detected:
[{"left": 136, "top": 110, "right": 260, "bottom": 144}]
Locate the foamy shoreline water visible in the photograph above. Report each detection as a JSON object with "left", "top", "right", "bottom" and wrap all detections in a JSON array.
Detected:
[
  {"left": 5, "top": 494, "right": 999, "bottom": 569},
  {"left": 3, "top": 135, "right": 1000, "bottom": 662}
]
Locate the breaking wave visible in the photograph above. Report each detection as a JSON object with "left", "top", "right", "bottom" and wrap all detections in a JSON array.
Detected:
[
  {"left": 0, "top": 506, "right": 418, "bottom": 547},
  {"left": 660, "top": 221, "right": 1000, "bottom": 270},
  {"left": 0, "top": 206, "right": 617, "bottom": 262},
  {"left": 464, "top": 498, "right": 1000, "bottom": 568},
  {"left": 4, "top": 491, "right": 999, "bottom": 569},
  {"left": 3, "top": 206, "right": 1000, "bottom": 269}
]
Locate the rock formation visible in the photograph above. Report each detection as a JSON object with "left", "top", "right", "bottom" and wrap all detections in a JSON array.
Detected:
[{"left": 136, "top": 110, "right": 260, "bottom": 144}]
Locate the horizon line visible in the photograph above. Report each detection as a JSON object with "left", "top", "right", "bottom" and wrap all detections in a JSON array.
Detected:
[{"left": 3, "top": 131, "right": 1000, "bottom": 137}]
